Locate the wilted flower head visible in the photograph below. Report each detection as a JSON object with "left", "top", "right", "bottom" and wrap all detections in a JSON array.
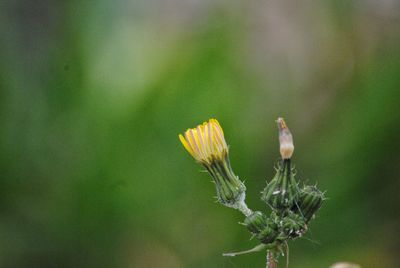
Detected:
[
  {"left": 179, "top": 119, "right": 228, "bottom": 165},
  {"left": 277, "top": 117, "right": 294, "bottom": 159}
]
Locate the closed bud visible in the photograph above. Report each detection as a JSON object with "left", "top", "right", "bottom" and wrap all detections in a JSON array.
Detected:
[
  {"left": 244, "top": 211, "right": 280, "bottom": 245},
  {"left": 293, "top": 185, "right": 324, "bottom": 223},
  {"left": 281, "top": 211, "right": 306, "bottom": 239},
  {"left": 256, "top": 219, "right": 280, "bottom": 244},
  {"left": 244, "top": 211, "right": 268, "bottom": 234},
  {"left": 261, "top": 159, "right": 300, "bottom": 210}
]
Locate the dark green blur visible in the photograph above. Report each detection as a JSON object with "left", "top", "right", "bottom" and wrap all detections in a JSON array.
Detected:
[{"left": 0, "top": 1, "right": 399, "bottom": 267}]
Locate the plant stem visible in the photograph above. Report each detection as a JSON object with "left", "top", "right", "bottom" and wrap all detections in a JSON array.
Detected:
[
  {"left": 266, "top": 251, "right": 278, "bottom": 268},
  {"left": 222, "top": 244, "right": 266, "bottom": 257},
  {"left": 236, "top": 200, "right": 252, "bottom": 217}
]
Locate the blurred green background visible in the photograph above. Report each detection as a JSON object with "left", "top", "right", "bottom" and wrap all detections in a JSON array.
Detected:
[{"left": 1, "top": 1, "right": 400, "bottom": 267}]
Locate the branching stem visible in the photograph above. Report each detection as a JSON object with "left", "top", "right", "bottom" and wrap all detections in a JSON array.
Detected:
[
  {"left": 236, "top": 200, "right": 252, "bottom": 217},
  {"left": 223, "top": 244, "right": 266, "bottom": 257}
]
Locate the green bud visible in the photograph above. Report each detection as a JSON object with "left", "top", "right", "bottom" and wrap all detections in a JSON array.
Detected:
[
  {"left": 293, "top": 185, "right": 324, "bottom": 223},
  {"left": 281, "top": 211, "right": 306, "bottom": 239},
  {"left": 261, "top": 159, "right": 300, "bottom": 210},
  {"left": 244, "top": 211, "right": 268, "bottom": 234},
  {"left": 244, "top": 212, "right": 280, "bottom": 245},
  {"left": 256, "top": 218, "right": 279, "bottom": 244}
]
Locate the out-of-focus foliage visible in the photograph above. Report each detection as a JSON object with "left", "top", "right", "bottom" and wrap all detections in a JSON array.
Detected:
[{"left": 1, "top": 1, "right": 399, "bottom": 267}]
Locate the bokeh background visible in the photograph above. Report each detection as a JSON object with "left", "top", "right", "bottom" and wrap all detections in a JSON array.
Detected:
[{"left": 1, "top": 1, "right": 400, "bottom": 267}]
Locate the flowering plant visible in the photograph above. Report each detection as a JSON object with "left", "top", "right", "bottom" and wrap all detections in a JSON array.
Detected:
[{"left": 179, "top": 118, "right": 325, "bottom": 267}]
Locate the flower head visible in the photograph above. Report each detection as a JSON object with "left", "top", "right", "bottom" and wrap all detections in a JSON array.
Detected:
[
  {"left": 179, "top": 119, "right": 228, "bottom": 165},
  {"left": 179, "top": 119, "right": 246, "bottom": 207}
]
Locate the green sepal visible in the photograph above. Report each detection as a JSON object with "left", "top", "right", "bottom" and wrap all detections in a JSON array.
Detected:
[{"left": 204, "top": 158, "right": 246, "bottom": 207}]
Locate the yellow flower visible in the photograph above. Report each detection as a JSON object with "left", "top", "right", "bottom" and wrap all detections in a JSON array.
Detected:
[
  {"left": 179, "top": 118, "right": 246, "bottom": 207},
  {"left": 179, "top": 119, "right": 228, "bottom": 165}
]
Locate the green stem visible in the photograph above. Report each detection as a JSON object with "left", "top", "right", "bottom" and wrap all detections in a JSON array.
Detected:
[
  {"left": 222, "top": 244, "right": 267, "bottom": 257},
  {"left": 237, "top": 200, "right": 252, "bottom": 217}
]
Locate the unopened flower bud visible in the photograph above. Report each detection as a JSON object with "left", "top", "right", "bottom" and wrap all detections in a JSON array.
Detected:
[
  {"left": 277, "top": 118, "right": 294, "bottom": 159},
  {"left": 293, "top": 185, "right": 324, "bottom": 223},
  {"left": 179, "top": 119, "right": 246, "bottom": 207},
  {"left": 244, "top": 211, "right": 280, "bottom": 245},
  {"left": 281, "top": 211, "right": 306, "bottom": 239},
  {"left": 256, "top": 218, "right": 279, "bottom": 244},
  {"left": 244, "top": 211, "right": 268, "bottom": 234}
]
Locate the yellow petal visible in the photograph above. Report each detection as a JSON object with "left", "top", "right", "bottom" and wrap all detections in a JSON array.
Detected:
[
  {"left": 179, "top": 118, "right": 228, "bottom": 164},
  {"left": 179, "top": 134, "right": 195, "bottom": 157},
  {"left": 187, "top": 129, "right": 201, "bottom": 160}
]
